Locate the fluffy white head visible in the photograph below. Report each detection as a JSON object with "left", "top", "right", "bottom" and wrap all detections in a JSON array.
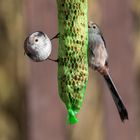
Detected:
[
  {"left": 24, "top": 31, "right": 52, "bottom": 62},
  {"left": 88, "top": 21, "right": 101, "bottom": 34}
]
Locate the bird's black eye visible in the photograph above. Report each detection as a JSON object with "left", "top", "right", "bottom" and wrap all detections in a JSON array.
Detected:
[
  {"left": 93, "top": 25, "right": 96, "bottom": 29},
  {"left": 35, "top": 39, "right": 38, "bottom": 42}
]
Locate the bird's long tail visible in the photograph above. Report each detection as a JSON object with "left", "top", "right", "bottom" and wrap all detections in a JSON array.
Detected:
[{"left": 103, "top": 73, "right": 128, "bottom": 122}]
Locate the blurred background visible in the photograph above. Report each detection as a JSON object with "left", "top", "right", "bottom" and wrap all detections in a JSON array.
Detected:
[{"left": 0, "top": 0, "right": 139, "bottom": 140}]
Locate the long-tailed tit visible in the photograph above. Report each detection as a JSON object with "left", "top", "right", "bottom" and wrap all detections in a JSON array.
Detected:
[
  {"left": 24, "top": 31, "right": 59, "bottom": 62},
  {"left": 88, "top": 21, "right": 128, "bottom": 122}
]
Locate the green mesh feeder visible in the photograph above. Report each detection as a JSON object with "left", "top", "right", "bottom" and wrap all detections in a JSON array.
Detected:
[{"left": 57, "top": 0, "right": 88, "bottom": 124}]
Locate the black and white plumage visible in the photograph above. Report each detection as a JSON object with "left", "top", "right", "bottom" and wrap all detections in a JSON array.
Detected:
[
  {"left": 24, "top": 31, "right": 52, "bottom": 62},
  {"left": 88, "top": 21, "right": 128, "bottom": 122}
]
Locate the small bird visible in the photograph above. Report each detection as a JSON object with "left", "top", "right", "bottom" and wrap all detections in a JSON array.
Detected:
[
  {"left": 24, "top": 31, "right": 59, "bottom": 62},
  {"left": 88, "top": 21, "right": 128, "bottom": 122}
]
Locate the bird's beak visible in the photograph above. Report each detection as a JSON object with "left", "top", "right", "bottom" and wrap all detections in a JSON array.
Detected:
[{"left": 30, "top": 36, "right": 36, "bottom": 44}]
